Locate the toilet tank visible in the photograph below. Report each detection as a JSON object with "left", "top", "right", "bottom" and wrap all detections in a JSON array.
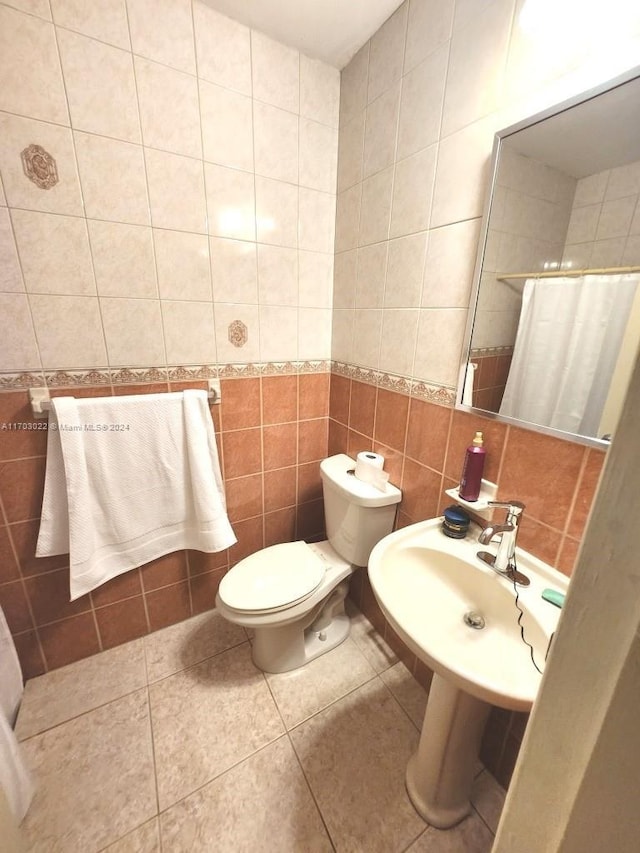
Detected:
[{"left": 320, "top": 454, "right": 402, "bottom": 567}]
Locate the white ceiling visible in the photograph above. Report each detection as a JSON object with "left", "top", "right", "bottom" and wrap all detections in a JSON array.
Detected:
[{"left": 202, "top": 0, "right": 405, "bottom": 68}]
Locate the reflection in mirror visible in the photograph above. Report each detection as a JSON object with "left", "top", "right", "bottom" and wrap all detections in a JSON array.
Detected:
[{"left": 460, "top": 67, "right": 640, "bottom": 448}]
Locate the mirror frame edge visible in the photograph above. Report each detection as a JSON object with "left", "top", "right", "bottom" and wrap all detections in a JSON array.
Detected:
[{"left": 456, "top": 64, "right": 640, "bottom": 452}]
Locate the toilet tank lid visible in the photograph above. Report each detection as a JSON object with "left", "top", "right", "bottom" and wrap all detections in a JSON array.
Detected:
[{"left": 320, "top": 454, "right": 402, "bottom": 507}]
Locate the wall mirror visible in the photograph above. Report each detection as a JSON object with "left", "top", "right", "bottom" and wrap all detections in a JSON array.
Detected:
[{"left": 459, "top": 66, "right": 640, "bottom": 449}]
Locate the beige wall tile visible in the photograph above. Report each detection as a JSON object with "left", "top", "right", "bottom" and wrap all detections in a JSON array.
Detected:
[
  {"left": 367, "top": 2, "right": 407, "bottom": 103},
  {"left": 12, "top": 209, "right": 96, "bottom": 295},
  {"left": 379, "top": 307, "right": 419, "bottom": 376},
  {"left": 422, "top": 219, "right": 480, "bottom": 308},
  {"left": 0, "top": 209, "right": 24, "bottom": 292},
  {"left": 0, "top": 6, "right": 68, "bottom": 124},
  {"left": 300, "top": 54, "right": 340, "bottom": 128},
  {"left": 57, "top": 29, "right": 140, "bottom": 143},
  {"left": 356, "top": 243, "right": 387, "bottom": 308},
  {"left": 4, "top": 0, "right": 51, "bottom": 19},
  {"left": 405, "top": 0, "right": 454, "bottom": 73},
  {"left": 299, "top": 188, "right": 335, "bottom": 253},
  {"left": 210, "top": 237, "right": 257, "bottom": 304},
  {"left": 135, "top": 57, "right": 201, "bottom": 159},
  {"left": 89, "top": 220, "right": 157, "bottom": 298},
  {"left": 298, "top": 307, "right": 332, "bottom": 360},
  {"left": 337, "top": 112, "right": 365, "bottom": 193},
  {"left": 145, "top": 149, "right": 207, "bottom": 234},
  {"left": 259, "top": 305, "right": 298, "bottom": 361},
  {"left": 353, "top": 308, "right": 382, "bottom": 369},
  {"left": 333, "top": 249, "right": 357, "bottom": 309},
  {"left": 205, "top": 164, "right": 256, "bottom": 242},
  {"left": 193, "top": 1, "right": 251, "bottom": 95},
  {"left": 162, "top": 300, "right": 216, "bottom": 364},
  {"left": 30, "top": 293, "right": 107, "bottom": 368},
  {"left": 100, "top": 296, "right": 165, "bottom": 366},
  {"left": 397, "top": 45, "right": 448, "bottom": 161},
  {"left": 200, "top": 81, "right": 253, "bottom": 171},
  {"left": 255, "top": 177, "right": 298, "bottom": 248},
  {"left": 340, "top": 43, "right": 369, "bottom": 126},
  {"left": 251, "top": 31, "right": 299, "bottom": 113},
  {"left": 0, "top": 113, "right": 84, "bottom": 216},
  {"left": 331, "top": 308, "right": 354, "bottom": 363},
  {"left": 126, "top": 0, "right": 195, "bottom": 74},
  {"left": 213, "top": 302, "right": 260, "bottom": 363},
  {"left": 363, "top": 83, "right": 400, "bottom": 179},
  {"left": 298, "top": 251, "right": 333, "bottom": 308},
  {"left": 384, "top": 233, "right": 427, "bottom": 307},
  {"left": 390, "top": 146, "right": 437, "bottom": 238},
  {"left": 359, "top": 167, "right": 394, "bottom": 246},
  {"left": 414, "top": 307, "right": 468, "bottom": 386},
  {"left": 154, "top": 229, "right": 211, "bottom": 301},
  {"left": 0, "top": 293, "right": 41, "bottom": 370},
  {"left": 257, "top": 244, "right": 298, "bottom": 306},
  {"left": 335, "top": 185, "right": 362, "bottom": 253},
  {"left": 253, "top": 102, "right": 298, "bottom": 184},
  {"left": 74, "top": 132, "right": 150, "bottom": 226},
  {"left": 50, "top": 0, "right": 130, "bottom": 49}
]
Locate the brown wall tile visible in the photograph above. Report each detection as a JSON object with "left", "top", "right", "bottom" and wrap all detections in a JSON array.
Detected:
[
  {"left": 516, "top": 517, "right": 562, "bottom": 567},
  {"left": 374, "top": 389, "right": 408, "bottom": 452},
  {"left": 328, "top": 420, "right": 348, "bottom": 456},
  {"left": 262, "top": 375, "right": 297, "bottom": 424},
  {"left": 221, "top": 377, "right": 261, "bottom": 430},
  {"left": 229, "top": 516, "right": 264, "bottom": 564},
  {"left": 265, "top": 507, "right": 296, "bottom": 547},
  {"left": 226, "top": 473, "right": 264, "bottom": 521},
  {"left": 299, "top": 373, "right": 329, "bottom": 420},
  {"left": 188, "top": 548, "right": 228, "bottom": 576},
  {"left": 263, "top": 423, "right": 297, "bottom": 470},
  {"left": 0, "top": 580, "right": 33, "bottom": 633},
  {"left": 190, "top": 569, "right": 226, "bottom": 615},
  {"left": 39, "top": 612, "right": 101, "bottom": 669},
  {"left": 24, "top": 568, "right": 91, "bottom": 626},
  {"left": 0, "top": 457, "right": 46, "bottom": 522},
  {"left": 405, "top": 398, "right": 452, "bottom": 471},
  {"left": 349, "top": 381, "right": 376, "bottom": 437},
  {"left": 0, "top": 391, "right": 48, "bottom": 460},
  {"left": 329, "top": 374, "right": 350, "bottom": 424},
  {"left": 347, "top": 429, "right": 373, "bottom": 458},
  {"left": 222, "top": 428, "right": 262, "bottom": 477},
  {"left": 140, "top": 551, "right": 188, "bottom": 591},
  {"left": 0, "top": 524, "right": 20, "bottom": 583},
  {"left": 297, "top": 461, "right": 322, "bottom": 504},
  {"left": 264, "top": 467, "right": 297, "bottom": 512},
  {"left": 146, "top": 580, "right": 191, "bottom": 632},
  {"left": 95, "top": 596, "right": 149, "bottom": 649},
  {"left": 296, "top": 499, "right": 324, "bottom": 541},
  {"left": 298, "top": 418, "right": 328, "bottom": 464},
  {"left": 90, "top": 568, "right": 142, "bottom": 607},
  {"left": 400, "top": 459, "right": 442, "bottom": 523},
  {"left": 567, "top": 448, "right": 605, "bottom": 539},
  {"left": 9, "top": 519, "right": 69, "bottom": 577},
  {"left": 12, "top": 630, "right": 46, "bottom": 679}
]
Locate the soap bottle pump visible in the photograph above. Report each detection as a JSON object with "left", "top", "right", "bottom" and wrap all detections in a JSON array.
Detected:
[{"left": 459, "top": 431, "right": 486, "bottom": 502}]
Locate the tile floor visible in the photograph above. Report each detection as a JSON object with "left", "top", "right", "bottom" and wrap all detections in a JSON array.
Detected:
[{"left": 15, "top": 602, "right": 505, "bottom": 852}]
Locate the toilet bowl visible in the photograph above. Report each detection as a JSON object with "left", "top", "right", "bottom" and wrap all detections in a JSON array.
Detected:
[{"left": 216, "top": 454, "right": 402, "bottom": 673}]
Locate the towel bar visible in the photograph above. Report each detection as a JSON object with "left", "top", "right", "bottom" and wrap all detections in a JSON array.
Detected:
[{"left": 29, "top": 380, "right": 221, "bottom": 418}]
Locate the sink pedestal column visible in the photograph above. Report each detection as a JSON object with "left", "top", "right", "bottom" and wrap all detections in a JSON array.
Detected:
[{"left": 406, "top": 673, "right": 491, "bottom": 829}]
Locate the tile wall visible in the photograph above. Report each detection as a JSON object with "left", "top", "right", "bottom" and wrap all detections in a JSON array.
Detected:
[
  {"left": 0, "top": 372, "right": 329, "bottom": 677},
  {"left": 0, "top": 0, "right": 339, "bottom": 374}
]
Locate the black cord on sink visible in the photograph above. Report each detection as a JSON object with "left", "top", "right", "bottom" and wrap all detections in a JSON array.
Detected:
[{"left": 510, "top": 554, "right": 544, "bottom": 675}]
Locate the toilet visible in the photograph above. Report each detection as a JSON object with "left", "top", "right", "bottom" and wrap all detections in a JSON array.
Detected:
[{"left": 215, "top": 453, "right": 402, "bottom": 673}]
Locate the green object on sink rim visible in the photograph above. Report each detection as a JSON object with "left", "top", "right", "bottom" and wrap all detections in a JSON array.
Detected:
[{"left": 541, "top": 588, "right": 565, "bottom": 608}]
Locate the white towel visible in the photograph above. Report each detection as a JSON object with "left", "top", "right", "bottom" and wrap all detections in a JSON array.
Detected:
[
  {"left": 36, "top": 390, "right": 236, "bottom": 600},
  {"left": 0, "top": 605, "right": 34, "bottom": 821}
]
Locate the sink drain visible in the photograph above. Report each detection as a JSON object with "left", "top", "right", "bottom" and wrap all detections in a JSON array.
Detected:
[{"left": 463, "top": 610, "right": 485, "bottom": 630}]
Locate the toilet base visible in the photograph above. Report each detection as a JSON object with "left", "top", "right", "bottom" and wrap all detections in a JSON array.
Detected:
[{"left": 251, "top": 580, "right": 350, "bottom": 673}]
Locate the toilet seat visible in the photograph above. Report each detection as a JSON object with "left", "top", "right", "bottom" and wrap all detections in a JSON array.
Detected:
[{"left": 218, "top": 541, "right": 326, "bottom": 615}]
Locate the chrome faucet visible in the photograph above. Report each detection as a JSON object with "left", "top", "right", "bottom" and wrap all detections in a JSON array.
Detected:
[{"left": 477, "top": 500, "right": 530, "bottom": 586}]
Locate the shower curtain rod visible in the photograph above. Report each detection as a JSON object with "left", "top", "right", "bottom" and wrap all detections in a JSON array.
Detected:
[{"left": 498, "top": 265, "right": 640, "bottom": 284}]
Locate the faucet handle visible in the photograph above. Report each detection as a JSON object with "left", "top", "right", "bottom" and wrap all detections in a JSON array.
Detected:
[{"left": 488, "top": 500, "right": 525, "bottom": 522}]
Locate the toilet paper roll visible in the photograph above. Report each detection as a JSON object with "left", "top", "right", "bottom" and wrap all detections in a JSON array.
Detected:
[{"left": 355, "top": 452, "right": 389, "bottom": 492}]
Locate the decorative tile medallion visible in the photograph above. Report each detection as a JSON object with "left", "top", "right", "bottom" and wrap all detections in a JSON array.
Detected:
[
  {"left": 228, "top": 320, "right": 248, "bottom": 348},
  {"left": 21, "top": 144, "right": 59, "bottom": 190}
]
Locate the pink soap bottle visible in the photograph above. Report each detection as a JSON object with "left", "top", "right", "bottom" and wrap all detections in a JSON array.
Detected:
[{"left": 458, "top": 431, "right": 486, "bottom": 502}]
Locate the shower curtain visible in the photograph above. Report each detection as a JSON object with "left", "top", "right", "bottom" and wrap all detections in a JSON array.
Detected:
[{"left": 500, "top": 274, "right": 640, "bottom": 436}]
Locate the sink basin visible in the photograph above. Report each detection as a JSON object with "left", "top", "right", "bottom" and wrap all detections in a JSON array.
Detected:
[
  {"left": 368, "top": 517, "right": 568, "bottom": 827},
  {"left": 368, "top": 519, "right": 566, "bottom": 711}
]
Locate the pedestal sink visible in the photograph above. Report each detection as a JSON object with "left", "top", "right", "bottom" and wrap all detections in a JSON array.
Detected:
[{"left": 368, "top": 518, "right": 567, "bottom": 828}]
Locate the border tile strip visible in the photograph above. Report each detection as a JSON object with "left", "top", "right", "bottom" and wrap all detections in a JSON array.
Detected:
[
  {"left": 0, "top": 361, "right": 331, "bottom": 391},
  {"left": 330, "top": 361, "right": 456, "bottom": 407}
]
